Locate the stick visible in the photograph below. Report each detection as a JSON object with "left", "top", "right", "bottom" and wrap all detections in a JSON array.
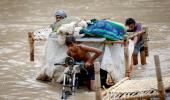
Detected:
[
  {"left": 124, "top": 36, "right": 130, "bottom": 77},
  {"left": 104, "top": 40, "right": 124, "bottom": 44},
  {"left": 154, "top": 55, "right": 166, "bottom": 100},
  {"left": 28, "top": 32, "right": 34, "bottom": 61},
  {"left": 94, "top": 62, "right": 102, "bottom": 100},
  {"left": 142, "top": 27, "right": 149, "bottom": 57},
  {"left": 128, "top": 30, "right": 145, "bottom": 39}
]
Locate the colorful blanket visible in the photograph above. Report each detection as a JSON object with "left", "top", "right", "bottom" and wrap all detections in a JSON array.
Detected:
[{"left": 80, "top": 20, "right": 127, "bottom": 41}]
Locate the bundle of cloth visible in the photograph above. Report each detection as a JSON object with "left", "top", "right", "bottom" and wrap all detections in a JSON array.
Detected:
[
  {"left": 80, "top": 19, "right": 127, "bottom": 41},
  {"left": 57, "top": 18, "right": 127, "bottom": 41}
]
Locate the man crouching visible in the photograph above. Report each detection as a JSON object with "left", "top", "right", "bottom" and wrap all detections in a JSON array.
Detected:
[{"left": 65, "top": 35, "right": 102, "bottom": 90}]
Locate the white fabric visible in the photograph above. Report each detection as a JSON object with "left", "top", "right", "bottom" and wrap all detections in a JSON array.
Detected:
[
  {"left": 74, "top": 27, "right": 84, "bottom": 37},
  {"left": 128, "top": 40, "right": 135, "bottom": 65},
  {"left": 57, "top": 20, "right": 87, "bottom": 36},
  {"left": 57, "top": 22, "right": 76, "bottom": 35},
  {"left": 34, "top": 28, "right": 52, "bottom": 40},
  {"left": 57, "top": 34, "right": 66, "bottom": 45},
  {"left": 36, "top": 34, "right": 67, "bottom": 81},
  {"left": 77, "top": 20, "right": 87, "bottom": 28},
  {"left": 101, "top": 40, "right": 134, "bottom": 83}
]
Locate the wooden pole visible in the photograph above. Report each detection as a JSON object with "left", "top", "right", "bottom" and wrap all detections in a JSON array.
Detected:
[
  {"left": 124, "top": 36, "right": 130, "bottom": 77},
  {"left": 154, "top": 55, "right": 166, "bottom": 100},
  {"left": 94, "top": 62, "right": 102, "bottom": 100},
  {"left": 142, "top": 27, "right": 149, "bottom": 57},
  {"left": 128, "top": 30, "right": 145, "bottom": 39},
  {"left": 28, "top": 32, "right": 34, "bottom": 61}
]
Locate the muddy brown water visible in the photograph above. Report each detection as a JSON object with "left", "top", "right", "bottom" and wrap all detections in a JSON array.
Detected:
[{"left": 0, "top": 0, "right": 170, "bottom": 100}]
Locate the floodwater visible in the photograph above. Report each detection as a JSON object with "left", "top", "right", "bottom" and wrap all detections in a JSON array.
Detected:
[{"left": 0, "top": 0, "right": 170, "bottom": 99}]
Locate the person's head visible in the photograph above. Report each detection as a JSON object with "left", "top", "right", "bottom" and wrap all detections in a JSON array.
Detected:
[
  {"left": 55, "top": 10, "right": 67, "bottom": 22},
  {"left": 65, "top": 35, "right": 77, "bottom": 48},
  {"left": 125, "top": 18, "right": 136, "bottom": 31}
]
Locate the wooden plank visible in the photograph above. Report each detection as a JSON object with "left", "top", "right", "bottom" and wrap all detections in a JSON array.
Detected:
[
  {"left": 76, "top": 37, "right": 124, "bottom": 45},
  {"left": 94, "top": 62, "right": 102, "bottom": 100},
  {"left": 76, "top": 38, "right": 106, "bottom": 42},
  {"left": 143, "top": 27, "right": 149, "bottom": 57},
  {"left": 104, "top": 40, "right": 124, "bottom": 44},
  {"left": 154, "top": 55, "right": 166, "bottom": 100},
  {"left": 28, "top": 32, "right": 34, "bottom": 61},
  {"left": 124, "top": 36, "right": 130, "bottom": 77}
]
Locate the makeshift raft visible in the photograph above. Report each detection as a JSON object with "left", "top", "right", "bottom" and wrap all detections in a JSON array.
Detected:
[
  {"left": 28, "top": 27, "right": 151, "bottom": 100},
  {"left": 28, "top": 27, "right": 149, "bottom": 79},
  {"left": 102, "top": 55, "right": 169, "bottom": 100}
]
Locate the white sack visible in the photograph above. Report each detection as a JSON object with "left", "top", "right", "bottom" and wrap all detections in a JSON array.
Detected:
[
  {"left": 101, "top": 40, "right": 134, "bottom": 83},
  {"left": 36, "top": 34, "right": 67, "bottom": 81}
]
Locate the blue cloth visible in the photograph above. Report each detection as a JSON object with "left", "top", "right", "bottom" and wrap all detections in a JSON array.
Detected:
[
  {"left": 80, "top": 20, "right": 126, "bottom": 41},
  {"left": 55, "top": 10, "right": 67, "bottom": 18}
]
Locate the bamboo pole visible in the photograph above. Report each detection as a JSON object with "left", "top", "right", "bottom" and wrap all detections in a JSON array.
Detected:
[
  {"left": 124, "top": 36, "right": 130, "bottom": 77},
  {"left": 154, "top": 55, "right": 166, "bottom": 100},
  {"left": 143, "top": 27, "right": 149, "bottom": 57},
  {"left": 28, "top": 32, "right": 34, "bottom": 61},
  {"left": 94, "top": 62, "right": 102, "bottom": 100}
]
